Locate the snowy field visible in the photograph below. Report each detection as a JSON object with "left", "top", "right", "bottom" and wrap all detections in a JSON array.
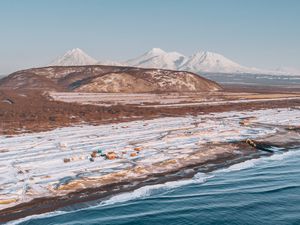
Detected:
[
  {"left": 50, "top": 92, "right": 300, "bottom": 107},
  {"left": 49, "top": 92, "right": 216, "bottom": 106},
  {"left": 0, "top": 108, "right": 299, "bottom": 209}
]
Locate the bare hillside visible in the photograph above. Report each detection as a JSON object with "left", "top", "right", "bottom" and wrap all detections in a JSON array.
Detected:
[{"left": 0, "top": 65, "right": 222, "bottom": 93}]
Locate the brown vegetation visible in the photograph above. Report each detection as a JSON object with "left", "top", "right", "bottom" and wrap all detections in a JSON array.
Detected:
[
  {"left": 1, "top": 88, "right": 300, "bottom": 135},
  {"left": 0, "top": 65, "right": 222, "bottom": 92}
]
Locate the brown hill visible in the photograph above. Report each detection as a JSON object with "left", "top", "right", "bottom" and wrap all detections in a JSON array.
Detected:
[{"left": 0, "top": 65, "right": 222, "bottom": 93}]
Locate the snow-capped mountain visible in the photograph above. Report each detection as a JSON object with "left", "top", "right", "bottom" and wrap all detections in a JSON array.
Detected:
[
  {"left": 126, "top": 49, "right": 298, "bottom": 75},
  {"left": 49, "top": 48, "right": 97, "bottom": 66},
  {"left": 48, "top": 48, "right": 299, "bottom": 75},
  {"left": 125, "top": 48, "right": 188, "bottom": 70},
  {"left": 179, "top": 51, "right": 252, "bottom": 73},
  {"left": 125, "top": 49, "right": 265, "bottom": 74}
]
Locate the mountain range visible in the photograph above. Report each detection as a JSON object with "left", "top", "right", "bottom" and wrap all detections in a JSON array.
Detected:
[{"left": 49, "top": 48, "right": 299, "bottom": 75}]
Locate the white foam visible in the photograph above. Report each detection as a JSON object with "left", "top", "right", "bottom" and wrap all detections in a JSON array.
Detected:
[
  {"left": 7, "top": 173, "right": 213, "bottom": 224},
  {"left": 102, "top": 173, "right": 213, "bottom": 206},
  {"left": 101, "top": 149, "right": 300, "bottom": 208},
  {"left": 267, "top": 149, "right": 300, "bottom": 161},
  {"left": 7, "top": 210, "right": 65, "bottom": 225},
  {"left": 217, "top": 159, "right": 260, "bottom": 173},
  {"left": 216, "top": 149, "right": 300, "bottom": 174}
]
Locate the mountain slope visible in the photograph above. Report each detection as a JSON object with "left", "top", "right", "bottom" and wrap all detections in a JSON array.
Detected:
[
  {"left": 0, "top": 66, "right": 222, "bottom": 93},
  {"left": 125, "top": 48, "right": 188, "bottom": 70},
  {"left": 179, "top": 51, "right": 251, "bottom": 73},
  {"left": 49, "top": 48, "right": 97, "bottom": 66},
  {"left": 76, "top": 68, "right": 221, "bottom": 93}
]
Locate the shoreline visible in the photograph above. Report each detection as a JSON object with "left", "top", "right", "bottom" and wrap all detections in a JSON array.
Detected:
[
  {"left": 0, "top": 146, "right": 260, "bottom": 222},
  {"left": 0, "top": 105, "right": 299, "bottom": 223},
  {"left": 1, "top": 135, "right": 299, "bottom": 223}
]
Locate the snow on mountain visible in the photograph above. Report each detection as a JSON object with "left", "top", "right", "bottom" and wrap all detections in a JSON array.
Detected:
[
  {"left": 125, "top": 48, "right": 262, "bottom": 74},
  {"left": 49, "top": 48, "right": 97, "bottom": 66},
  {"left": 48, "top": 48, "right": 299, "bottom": 76},
  {"left": 97, "top": 60, "right": 125, "bottom": 67},
  {"left": 125, "top": 48, "right": 188, "bottom": 70},
  {"left": 125, "top": 49, "right": 299, "bottom": 75},
  {"left": 273, "top": 67, "right": 300, "bottom": 76},
  {"left": 179, "top": 51, "right": 252, "bottom": 73}
]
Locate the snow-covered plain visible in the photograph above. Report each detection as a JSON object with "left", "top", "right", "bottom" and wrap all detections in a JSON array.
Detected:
[
  {"left": 50, "top": 92, "right": 300, "bottom": 107},
  {"left": 0, "top": 108, "right": 299, "bottom": 209}
]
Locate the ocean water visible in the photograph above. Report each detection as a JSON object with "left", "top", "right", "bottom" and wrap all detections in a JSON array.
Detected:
[
  {"left": 9, "top": 148, "right": 300, "bottom": 225},
  {"left": 203, "top": 73, "right": 300, "bottom": 87}
]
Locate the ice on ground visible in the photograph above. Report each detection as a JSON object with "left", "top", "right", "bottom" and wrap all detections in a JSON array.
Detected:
[{"left": 0, "top": 108, "right": 299, "bottom": 209}]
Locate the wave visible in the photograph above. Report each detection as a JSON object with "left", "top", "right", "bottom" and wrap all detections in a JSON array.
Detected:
[
  {"left": 102, "top": 173, "right": 214, "bottom": 205},
  {"left": 216, "top": 148, "right": 300, "bottom": 174},
  {"left": 257, "top": 184, "right": 300, "bottom": 194},
  {"left": 7, "top": 148, "right": 300, "bottom": 225},
  {"left": 6, "top": 211, "right": 65, "bottom": 225},
  {"left": 6, "top": 173, "right": 213, "bottom": 225}
]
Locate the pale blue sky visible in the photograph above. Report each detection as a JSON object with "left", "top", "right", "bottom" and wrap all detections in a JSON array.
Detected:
[{"left": 0, "top": 0, "right": 299, "bottom": 74}]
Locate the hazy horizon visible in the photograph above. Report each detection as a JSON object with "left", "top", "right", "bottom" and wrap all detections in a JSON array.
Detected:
[{"left": 0, "top": 0, "right": 299, "bottom": 74}]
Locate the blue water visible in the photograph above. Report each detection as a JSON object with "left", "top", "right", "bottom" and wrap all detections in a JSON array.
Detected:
[
  {"left": 203, "top": 73, "right": 300, "bottom": 87},
  {"left": 10, "top": 148, "right": 300, "bottom": 225}
]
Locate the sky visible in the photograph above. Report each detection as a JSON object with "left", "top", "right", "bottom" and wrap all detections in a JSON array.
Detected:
[{"left": 0, "top": 0, "right": 299, "bottom": 74}]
